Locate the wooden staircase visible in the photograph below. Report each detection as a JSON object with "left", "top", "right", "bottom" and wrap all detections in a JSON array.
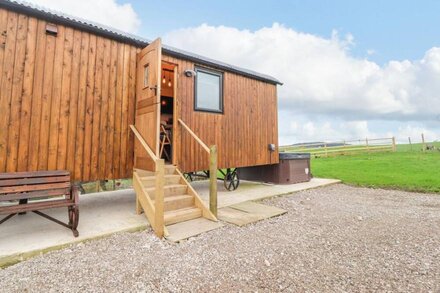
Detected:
[
  {"left": 130, "top": 123, "right": 218, "bottom": 238},
  {"left": 133, "top": 165, "right": 216, "bottom": 237}
]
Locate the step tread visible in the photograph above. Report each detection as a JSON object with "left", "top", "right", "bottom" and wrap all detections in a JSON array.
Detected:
[
  {"left": 164, "top": 207, "right": 202, "bottom": 225},
  {"left": 165, "top": 206, "right": 201, "bottom": 217},
  {"left": 140, "top": 174, "right": 180, "bottom": 180},
  {"left": 153, "top": 194, "right": 195, "bottom": 212},
  {"left": 158, "top": 194, "right": 193, "bottom": 202},
  {"left": 145, "top": 184, "right": 186, "bottom": 191}
]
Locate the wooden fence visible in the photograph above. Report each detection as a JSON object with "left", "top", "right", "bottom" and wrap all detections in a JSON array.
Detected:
[{"left": 280, "top": 137, "right": 396, "bottom": 157}]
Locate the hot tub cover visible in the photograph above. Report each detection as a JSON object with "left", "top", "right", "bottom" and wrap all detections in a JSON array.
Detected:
[{"left": 279, "top": 152, "right": 311, "bottom": 160}]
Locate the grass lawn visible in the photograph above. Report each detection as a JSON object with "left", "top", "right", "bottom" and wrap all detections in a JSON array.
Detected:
[{"left": 311, "top": 142, "right": 440, "bottom": 193}]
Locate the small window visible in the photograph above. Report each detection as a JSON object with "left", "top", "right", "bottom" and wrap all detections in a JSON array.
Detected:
[
  {"left": 143, "top": 65, "right": 149, "bottom": 88},
  {"left": 194, "top": 67, "right": 223, "bottom": 113}
]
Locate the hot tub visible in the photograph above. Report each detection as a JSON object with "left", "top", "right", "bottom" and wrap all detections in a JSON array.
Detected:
[{"left": 238, "top": 153, "right": 311, "bottom": 184}]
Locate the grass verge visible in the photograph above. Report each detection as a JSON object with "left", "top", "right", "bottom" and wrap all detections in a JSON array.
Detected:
[{"left": 311, "top": 142, "right": 440, "bottom": 193}]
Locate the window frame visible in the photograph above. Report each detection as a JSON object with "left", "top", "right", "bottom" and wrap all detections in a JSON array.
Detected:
[{"left": 194, "top": 66, "right": 224, "bottom": 114}]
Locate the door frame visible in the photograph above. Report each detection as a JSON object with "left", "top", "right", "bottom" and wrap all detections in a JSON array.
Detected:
[
  {"left": 171, "top": 64, "right": 179, "bottom": 166},
  {"left": 159, "top": 59, "right": 179, "bottom": 166}
]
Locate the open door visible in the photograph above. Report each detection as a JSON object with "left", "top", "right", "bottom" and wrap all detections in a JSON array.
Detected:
[{"left": 134, "top": 38, "right": 162, "bottom": 171}]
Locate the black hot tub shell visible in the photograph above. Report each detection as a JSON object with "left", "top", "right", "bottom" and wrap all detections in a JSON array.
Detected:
[{"left": 238, "top": 153, "right": 311, "bottom": 184}]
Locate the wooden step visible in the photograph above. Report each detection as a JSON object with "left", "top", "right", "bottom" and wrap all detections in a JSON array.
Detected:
[
  {"left": 164, "top": 207, "right": 202, "bottom": 226},
  {"left": 165, "top": 165, "right": 176, "bottom": 175},
  {"left": 140, "top": 174, "right": 181, "bottom": 187},
  {"left": 134, "top": 169, "right": 154, "bottom": 177},
  {"left": 153, "top": 194, "right": 195, "bottom": 212},
  {"left": 145, "top": 184, "right": 187, "bottom": 199},
  {"left": 135, "top": 166, "right": 176, "bottom": 177}
]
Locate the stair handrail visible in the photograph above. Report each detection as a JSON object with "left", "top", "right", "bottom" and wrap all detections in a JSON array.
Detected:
[
  {"left": 178, "top": 119, "right": 210, "bottom": 153},
  {"left": 178, "top": 119, "right": 218, "bottom": 217},
  {"left": 130, "top": 125, "right": 159, "bottom": 162},
  {"left": 130, "top": 124, "right": 165, "bottom": 237}
]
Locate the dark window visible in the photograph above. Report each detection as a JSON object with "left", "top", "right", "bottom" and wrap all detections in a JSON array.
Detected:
[
  {"left": 194, "top": 67, "right": 223, "bottom": 113},
  {"left": 143, "top": 65, "right": 149, "bottom": 88}
]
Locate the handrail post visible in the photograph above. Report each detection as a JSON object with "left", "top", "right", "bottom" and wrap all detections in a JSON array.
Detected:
[
  {"left": 209, "top": 145, "right": 218, "bottom": 217},
  {"left": 155, "top": 159, "right": 165, "bottom": 238}
]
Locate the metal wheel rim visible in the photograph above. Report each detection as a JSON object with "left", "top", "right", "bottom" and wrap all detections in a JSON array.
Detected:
[
  {"left": 224, "top": 170, "right": 239, "bottom": 191},
  {"left": 184, "top": 173, "right": 193, "bottom": 182}
]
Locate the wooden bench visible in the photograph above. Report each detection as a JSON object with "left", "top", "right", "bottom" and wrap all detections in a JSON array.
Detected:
[{"left": 0, "top": 170, "right": 79, "bottom": 237}]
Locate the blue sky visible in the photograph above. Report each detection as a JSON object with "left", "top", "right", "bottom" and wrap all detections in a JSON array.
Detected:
[{"left": 130, "top": 0, "right": 440, "bottom": 65}]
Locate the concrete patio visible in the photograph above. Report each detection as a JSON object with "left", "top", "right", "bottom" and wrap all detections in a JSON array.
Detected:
[
  {"left": 0, "top": 178, "right": 340, "bottom": 267},
  {"left": 194, "top": 178, "right": 340, "bottom": 208}
]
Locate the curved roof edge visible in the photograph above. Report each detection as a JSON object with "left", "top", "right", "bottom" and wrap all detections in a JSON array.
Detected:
[{"left": 0, "top": 0, "right": 283, "bottom": 85}]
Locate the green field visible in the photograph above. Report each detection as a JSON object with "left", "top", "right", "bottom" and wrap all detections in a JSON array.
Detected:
[{"left": 311, "top": 142, "right": 440, "bottom": 193}]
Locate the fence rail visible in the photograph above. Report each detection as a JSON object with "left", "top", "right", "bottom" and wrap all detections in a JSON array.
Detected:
[{"left": 280, "top": 137, "right": 396, "bottom": 157}]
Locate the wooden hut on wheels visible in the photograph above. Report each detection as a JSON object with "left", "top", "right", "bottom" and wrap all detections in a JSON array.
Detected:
[{"left": 0, "top": 0, "right": 282, "bottom": 237}]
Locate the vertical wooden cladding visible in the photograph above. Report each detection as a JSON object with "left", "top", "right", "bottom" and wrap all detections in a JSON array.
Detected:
[
  {"left": 0, "top": 9, "right": 136, "bottom": 181},
  {"left": 162, "top": 55, "right": 279, "bottom": 173},
  {"left": 0, "top": 7, "right": 279, "bottom": 180}
]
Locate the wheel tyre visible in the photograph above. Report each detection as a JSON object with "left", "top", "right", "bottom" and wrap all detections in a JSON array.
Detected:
[
  {"left": 184, "top": 173, "right": 193, "bottom": 182},
  {"left": 224, "top": 170, "right": 240, "bottom": 191}
]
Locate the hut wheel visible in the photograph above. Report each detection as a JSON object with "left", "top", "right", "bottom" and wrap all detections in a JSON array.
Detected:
[
  {"left": 184, "top": 172, "right": 193, "bottom": 182},
  {"left": 224, "top": 168, "right": 239, "bottom": 191}
]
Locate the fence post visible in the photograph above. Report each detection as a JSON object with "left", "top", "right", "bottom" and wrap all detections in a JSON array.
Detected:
[
  {"left": 209, "top": 145, "right": 218, "bottom": 217},
  {"left": 408, "top": 137, "right": 412, "bottom": 150},
  {"left": 421, "top": 133, "right": 426, "bottom": 152},
  {"left": 392, "top": 137, "right": 396, "bottom": 152},
  {"left": 154, "top": 159, "right": 165, "bottom": 238},
  {"left": 365, "top": 138, "right": 369, "bottom": 153}
]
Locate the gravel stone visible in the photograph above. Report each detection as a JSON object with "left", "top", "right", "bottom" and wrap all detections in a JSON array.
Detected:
[{"left": 1, "top": 184, "right": 440, "bottom": 292}]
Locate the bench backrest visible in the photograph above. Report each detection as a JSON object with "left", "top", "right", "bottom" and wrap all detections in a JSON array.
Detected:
[{"left": 0, "top": 170, "right": 71, "bottom": 202}]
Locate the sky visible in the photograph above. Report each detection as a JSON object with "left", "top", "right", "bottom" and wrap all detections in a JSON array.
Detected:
[{"left": 28, "top": 0, "right": 440, "bottom": 144}]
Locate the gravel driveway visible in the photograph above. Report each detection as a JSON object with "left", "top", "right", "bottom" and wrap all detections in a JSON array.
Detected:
[{"left": 1, "top": 184, "right": 440, "bottom": 292}]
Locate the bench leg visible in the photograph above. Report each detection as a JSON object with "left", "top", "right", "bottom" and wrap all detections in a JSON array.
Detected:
[
  {"left": 68, "top": 206, "right": 79, "bottom": 237},
  {"left": 18, "top": 199, "right": 28, "bottom": 215},
  {"left": 0, "top": 213, "right": 17, "bottom": 224}
]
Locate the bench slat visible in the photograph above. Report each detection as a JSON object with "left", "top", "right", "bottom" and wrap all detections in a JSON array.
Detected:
[
  {"left": 0, "top": 188, "right": 70, "bottom": 201},
  {"left": 0, "top": 199, "right": 74, "bottom": 215},
  {"left": 0, "top": 182, "right": 71, "bottom": 194},
  {"left": 0, "top": 175, "right": 70, "bottom": 187},
  {"left": 0, "top": 170, "right": 78, "bottom": 237},
  {"left": 0, "top": 170, "right": 70, "bottom": 179}
]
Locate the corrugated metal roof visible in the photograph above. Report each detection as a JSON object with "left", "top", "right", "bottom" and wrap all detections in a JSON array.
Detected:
[{"left": 0, "top": 0, "right": 282, "bottom": 85}]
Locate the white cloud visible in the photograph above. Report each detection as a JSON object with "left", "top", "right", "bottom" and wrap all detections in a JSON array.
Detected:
[
  {"left": 278, "top": 113, "right": 379, "bottom": 145},
  {"left": 396, "top": 125, "right": 439, "bottom": 143},
  {"left": 164, "top": 23, "right": 440, "bottom": 143},
  {"left": 27, "top": 0, "right": 141, "bottom": 33}
]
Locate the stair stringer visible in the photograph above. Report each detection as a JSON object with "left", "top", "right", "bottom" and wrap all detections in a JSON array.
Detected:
[
  {"left": 133, "top": 170, "right": 168, "bottom": 236},
  {"left": 175, "top": 168, "right": 217, "bottom": 221}
]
